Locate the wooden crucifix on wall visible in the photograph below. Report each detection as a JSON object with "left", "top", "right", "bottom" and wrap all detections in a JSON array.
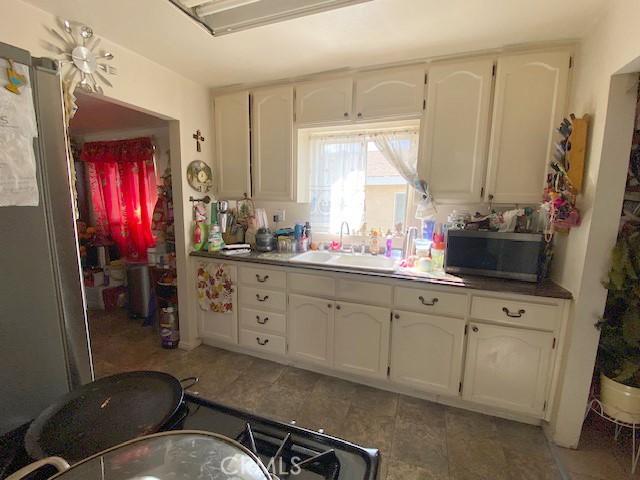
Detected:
[{"left": 192, "top": 129, "right": 205, "bottom": 152}]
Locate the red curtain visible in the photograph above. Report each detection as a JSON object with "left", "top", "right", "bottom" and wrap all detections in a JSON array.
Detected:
[{"left": 81, "top": 137, "right": 157, "bottom": 260}]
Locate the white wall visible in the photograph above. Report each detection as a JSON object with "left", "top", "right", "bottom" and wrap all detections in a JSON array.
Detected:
[
  {"left": 2, "top": 0, "right": 213, "bottom": 351},
  {"left": 548, "top": 0, "right": 640, "bottom": 447}
]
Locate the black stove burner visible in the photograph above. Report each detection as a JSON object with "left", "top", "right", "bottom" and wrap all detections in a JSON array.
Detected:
[{"left": 0, "top": 393, "right": 379, "bottom": 480}]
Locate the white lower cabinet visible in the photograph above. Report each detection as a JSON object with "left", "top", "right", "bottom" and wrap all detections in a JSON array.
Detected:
[
  {"left": 288, "top": 294, "right": 334, "bottom": 366},
  {"left": 239, "top": 329, "right": 286, "bottom": 355},
  {"left": 196, "top": 262, "right": 238, "bottom": 345},
  {"left": 333, "top": 302, "right": 390, "bottom": 379},
  {"left": 390, "top": 311, "right": 465, "bottom": 396},
  {"left": 462, "top": 322, "right": 554, "bottom": 416}
]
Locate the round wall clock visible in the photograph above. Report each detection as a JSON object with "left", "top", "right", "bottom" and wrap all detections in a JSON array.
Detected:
[{"left": 187, "top": 160, "right": 213, "bottom": 193}]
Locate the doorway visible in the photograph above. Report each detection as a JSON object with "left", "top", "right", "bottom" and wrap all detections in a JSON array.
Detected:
[{"left": 68, "top": 92, "right": 179, "bottom": 376}]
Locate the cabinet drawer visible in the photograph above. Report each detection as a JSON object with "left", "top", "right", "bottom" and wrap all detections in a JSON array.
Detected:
[
  {"left": 337, "top": 279, "right": 392, "bottom": 305},
  {"left": 470, "top": 296, "right": 559, "bottom": 331},
  {"left": 394, "top": 286, "right": 467, "bottom": 317},
  {"left": 239, "top": 266, "right": 286, "bottom": 289},
  {"left": 288, "top": 272, "right": 335, "bottom": 297},
  {"left": 240, "top": 307, "right": 286, "bottom": 335},
  {"left": 239, "top": 329, "right": 286, "bottom": 355},
  {"left": 239, "top": 287, "right": 286, "bottom": 311}
]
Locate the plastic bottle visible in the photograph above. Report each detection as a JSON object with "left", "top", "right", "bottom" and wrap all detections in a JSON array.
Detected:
[
  {"left": 369, "top": 229, "right": 380, "bottom": 255},
  {"left": 431, "top": 228, "right": 446, "bottom": 271},
  {"left": 385, "top": 230, "right": 393, "bottom": 257}
]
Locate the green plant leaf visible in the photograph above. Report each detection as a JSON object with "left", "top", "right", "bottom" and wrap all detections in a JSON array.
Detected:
[{"left": 623, "top": 308, "right": 640, "bottom": 347}]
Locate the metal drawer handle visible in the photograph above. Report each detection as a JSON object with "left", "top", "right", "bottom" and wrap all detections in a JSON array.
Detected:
[
  {"left": 256, "top": 315, "right": 269, "bottom": 324},
  {"left": 256, "top": 294, "right": 269, "bottom": 302},
  {"left": 256, "top": 337, "right": 269, "bottom": 346},
  {"left": 418, "top": 296, "right": 439, "bottom": 306},
  {"left": 502, "top": 307, "right": 525, "bottom": 318},
  {"left": 256, "top": 274, "right": 269, "bottom": 283},
  {"left": 472, "top": 326, "right": 479, "bottom": 332}
]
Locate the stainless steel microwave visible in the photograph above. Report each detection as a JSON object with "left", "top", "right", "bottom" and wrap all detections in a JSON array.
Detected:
[{"left": 445, "top": 230, "right": 544, "bottom": 282}]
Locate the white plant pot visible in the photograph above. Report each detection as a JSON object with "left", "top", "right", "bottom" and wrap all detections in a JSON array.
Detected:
[{"left": 601, "top": 372, "right": 640, "bottom": 424}]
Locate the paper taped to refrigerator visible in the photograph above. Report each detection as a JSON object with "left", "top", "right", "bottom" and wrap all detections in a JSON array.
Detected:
[{"left": 0, "top": 58, "right": 39, "bottom": 206}]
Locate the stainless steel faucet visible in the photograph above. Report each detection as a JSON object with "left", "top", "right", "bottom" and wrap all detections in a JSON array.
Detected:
[{"left": 339, "top": 221, "right": 350, "bottom": 250}]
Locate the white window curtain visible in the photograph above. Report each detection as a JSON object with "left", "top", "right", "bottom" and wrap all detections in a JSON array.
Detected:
[
  {"left": 309, "top": 134, "right": 367, "bottom": 234},
  {"left": 371, "top": 129, "right": 435, "bottom": 219},
  {"left": 370, "top": 129, "right": 420, "bottom": 186}
]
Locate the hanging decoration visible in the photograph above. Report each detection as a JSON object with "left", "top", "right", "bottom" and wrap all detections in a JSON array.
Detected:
[
  {"left": 4, "top": 59, "right": 27, "bottom": 95},
  {"left": 543, "top": 114, "right": 589, "bottom": 236},
  {"left": 44, "top": 18, "right": 117, "bottom": 119}
]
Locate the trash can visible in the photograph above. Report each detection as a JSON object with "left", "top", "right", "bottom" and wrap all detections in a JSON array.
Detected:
[{"left": 127, "top": 263, "right": 154, "bottom": 321}]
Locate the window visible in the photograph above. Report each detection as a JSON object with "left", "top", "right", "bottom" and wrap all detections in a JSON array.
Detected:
[{"left": 305, "top": 123, "right": 419, "bottom": 235}]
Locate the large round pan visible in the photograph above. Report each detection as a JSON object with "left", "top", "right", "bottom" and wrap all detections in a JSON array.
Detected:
[{"left": 24, "top": 371, "right": 196, "bottom": 464}]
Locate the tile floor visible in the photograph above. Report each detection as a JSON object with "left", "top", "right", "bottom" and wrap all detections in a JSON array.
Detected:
[{"left": 89, "top": 309, "right": 640, "bottom": 480}]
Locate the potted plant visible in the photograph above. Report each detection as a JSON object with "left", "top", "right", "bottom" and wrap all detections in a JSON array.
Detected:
[{"left": 598, "top": 227, "right": 640, "bottom": 423}]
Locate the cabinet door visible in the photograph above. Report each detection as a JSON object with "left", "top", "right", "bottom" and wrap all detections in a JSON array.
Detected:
[
  {"left": 390, "top": 311, "right": 465, "bottom": 396},
  {"left": 288, "top": 294, "right": 333, "bottom": 366},
  {"left": 214, "top": 92, "right": 251, "bottom": 199},
  {"left": 295, "top": 78, "right": 353, "bottom": 125},
  {"left": 462, "top": 322, "right": 553, "bottom": 416},
  {"left": 196, "top": 262, "right": 238, "bottom": 344},
  {"left": 485, "top": 51, "right": 570, "bottom": 204},
  {"left": 333, "top": 302, "right": 390, "bottom": 379},
  {"left": 355, "top": 66, "right": 425, "bottom": 120},
  {"left": 252, "top": 86, "right": 295, "bottom": 201},
  {"left": 421, "top": 60, "right": 494, "bottom": 203}
]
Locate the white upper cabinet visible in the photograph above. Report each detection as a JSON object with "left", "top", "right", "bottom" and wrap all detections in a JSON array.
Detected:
[
  {"left": 252, "top": 86, "right": 295, "bottom": 201},
  {"left": 462, "top": 322, "right": 554, "bottom": 416},
  {"left": 485, "top": 51, "right": 570, "bottom": 204},
  {"left": 295, "top": 78, "right": 353, "bottom": 125},
  {"left": 214, "top": 92, "right": 251, "bottom": 199},
  {"left": 333, "top": 302, "right": 390, "bottom": 379},
  {"left": 288, "top": 294, "right": 333, "bottom": 366},
  {"left": 390, "top": 311, "right": 465, "bottom": 396},
  {"left": 355, "top": 66, "right": 425, "bottom": 120},
  {"left": 421, "top": 59, "right": 494, "bottom": 204}
]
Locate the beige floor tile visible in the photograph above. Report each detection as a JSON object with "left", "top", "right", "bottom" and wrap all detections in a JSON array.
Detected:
[
  {"left": 312, "top": 376, "right": 358, "bottom": 402},
  {"left": 385, "top": 458, "right": 449, "bottom": 480},
  {"left": 339, "top": 406, "right": 395, "bottom": 452},
  {"left": 255, "top": 382, "right": 308, "bottom": 423},
  {"left": 351, "top": 384, "right": 399, "bottom": 417},
  {"left": 391, "top": 417, "right": 448, "bottom": 476},
  {"left": 296, "top": 395, "right": 351, "bottom": 435},
  {"left": 241, "top": 358, "right": 286, "bottom": 384}
]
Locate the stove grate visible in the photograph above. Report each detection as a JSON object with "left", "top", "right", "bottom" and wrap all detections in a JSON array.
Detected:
[{"left": 236, "top": 423, "right": 340, "bottom": 479}]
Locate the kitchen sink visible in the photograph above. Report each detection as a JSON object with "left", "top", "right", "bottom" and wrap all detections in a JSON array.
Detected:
[{"left": 290, "top": 250, "right": 397, "bottom": 272}]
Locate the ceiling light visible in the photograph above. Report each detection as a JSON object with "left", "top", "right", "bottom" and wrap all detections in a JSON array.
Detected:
[{"left": 168, "top": 0, "right": 373, "bottom": 36}]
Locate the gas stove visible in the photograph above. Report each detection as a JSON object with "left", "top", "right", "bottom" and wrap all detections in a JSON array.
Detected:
[
  {"left": 1, "top": 393, "right": 379, "bottom": 480},
  {"left": 176, "top": 393, "right": 379, "bottom": 480}
]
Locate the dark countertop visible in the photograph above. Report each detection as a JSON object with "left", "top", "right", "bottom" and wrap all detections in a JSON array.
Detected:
[{"left": 190, "top": 250, "right": 573, "bottom": 300}]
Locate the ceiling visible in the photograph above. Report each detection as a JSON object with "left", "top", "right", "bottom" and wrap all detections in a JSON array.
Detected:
[
  {"left": 26, "top": 0, "right": 608, "bottom": 89},
  {"left": 69, "top": 93, "right": 168, "bottom": 136}
]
